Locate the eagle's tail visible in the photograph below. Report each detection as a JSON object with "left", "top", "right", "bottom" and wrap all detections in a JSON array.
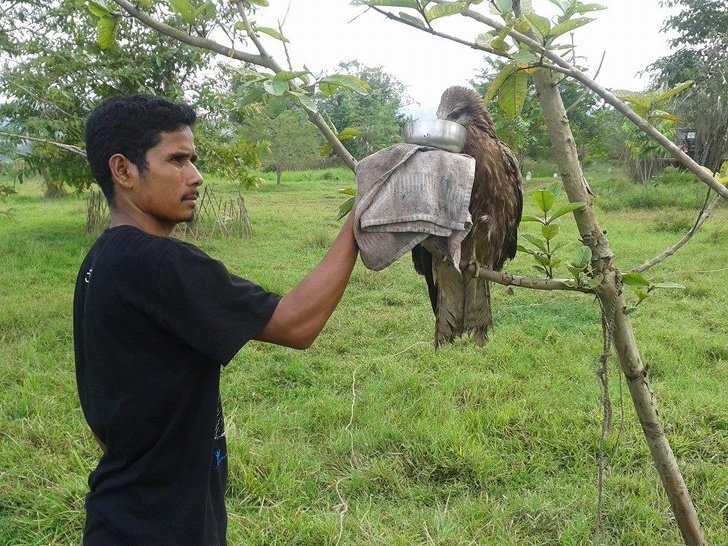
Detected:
[
  {"left": 464, "top": 274, "right": 492, "bottom": 346},
  {"left": 433, "top": 257, "right": 465, "bottom": 348}
]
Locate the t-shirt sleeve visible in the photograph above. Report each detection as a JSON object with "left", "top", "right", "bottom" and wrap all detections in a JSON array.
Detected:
[{"left": 152, "top": 240, "right": 281, "bottom": 366}]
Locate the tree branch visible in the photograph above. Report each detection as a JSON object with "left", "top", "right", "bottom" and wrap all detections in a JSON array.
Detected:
[
  {"left": 109, "top": 0, "right": 357, "bottom": 171},
  {"left": 453, "top": 5, "right": 728, "bottom": 200},
  {"left": 365, "top": 4, "right": 572, "bottom": 77},
  {"left": 0, "top": 130, "right": 86, "bottom": 157},
  {"left": 632, "top": 190, "right": 722, "bottom": 273},
  {"left": 460, "top": 264, "right": 596, "bottom": 294},
  {"left": 110, "top": 0, "right": 276, "bottom": 69}
]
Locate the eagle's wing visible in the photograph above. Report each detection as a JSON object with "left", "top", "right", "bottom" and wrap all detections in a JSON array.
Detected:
[{"left": 496, "top": 140, "right": 524, "bottom": 266}]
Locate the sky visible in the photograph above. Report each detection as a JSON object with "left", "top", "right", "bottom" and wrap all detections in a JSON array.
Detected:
[{"left": 255, "top": 0, "right": 677, "bottom": 111}]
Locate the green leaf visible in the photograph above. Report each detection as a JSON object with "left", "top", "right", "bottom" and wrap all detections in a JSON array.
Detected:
[
  {"left": 352, "top": 0, "right": 418, "bottom": 7},
  {"left": 534, "top": 254, "right": 551, "bottom": 267},
  {"left": 493, "top": 0, "right": 513, "bottom": 14},
  {"left": 525, "top": 13, "right": 550, "bottom": 39},
  {"left": 319, "top": 74, "right": 371, "bottom": 97},
  {"left": 96, "top": 16, "right": 118, "bottom": 50},
  {"left": 586, "top": 273, "right": 604, "bottom": 289},
  {"left": 567, "top": 265, "right": 583, "bottom": 278},
  {"left": 511, "top": 47, "right": 538, "bottom": 64},
  {"left": 520, "top": 214, "right": 546, "bottom": 224},
  {"left": 263, "top": 79, "right": 288, "bottom": 96},
  {"left": 288, "top": 91, "right": 317, "bottom": 112},
  {"left": 542, "top": 223, "right": 560, "bottom": 241},
  {"left": 635, "top": 288, "right": 650, "bottom": 301},
  {"left": 519, "top": 0, "right": 533, "bottom": 15},
  {"left": 337, "top": 127, "right": 361, "bottom": 142},
  {"left": 522, "top": 233, "right": 547, "bottom": 252},
  {"left": 337, "top": 187, "right": 357, "bottom": 196},
  {"left": 548, "top": 201, "right": 585, "bottom": 221},
  {"left": 546, "top": 0, "right": 563, "bottom": 9},
  {"left": 651, "top": 282, "right": 686, "bottom": 289},
  {"left": 273, "top": 70, "right": 309, "bottom": 82},
  {"left": 497, "top": 69, "right": 528, "bottom": 118},
  {"left": 574, "top": 3, "right": 606, "bottom": 14},
  {"left": 170, "top": 0, "right": 196, "bottom": 22},
  {"left": 622, "top": 272, "right": 650, "bottom": 287},
  {"left": 516, "top": 244, "right": 533, "bottom": 254},
  {"left": 320, "top": 143, "right": 333, "bottom": 157},
  {"left": 571, "top": 245, "right": 591, "bottom": 269},
  {"left": 547, "top": 17, "right": 593, "bottom": 39},
  {"left": 476, "top": 32, "right": 497, "bottom": 47},
  {"left": 533, "top": 189, "right": 554, "bottom": 213},
  {"left": 399, "top": 12, "right": 425, "bottom": 27},
  {"left": 426, "top": 1, "right": 466, "bottom": 21},
  {"left": 88, "top": 1, "right": 111, "bottom": 18},
  {"left": 484, "top": 64, "right": 517, "bottom": 103},
  {"left": 549, "top": 258, "right": 562, "bottom": 269},
  {"left": 551, "top": 240, "right": 572, "bottom": 252},
  {"left": 650, "top": 110, "right": 679, "bottom": 122},
  {"left": 655, "top": 80, "right": 694, "bottom": 103},
  {"left": 337, "top": 196, "right": 355, "bottom": 220},
  {"left": 256, "top": 27, "right": 288, "bottom": 42},
  {"left": 247, "top": 0, "right": 269, "bottom": 5}
]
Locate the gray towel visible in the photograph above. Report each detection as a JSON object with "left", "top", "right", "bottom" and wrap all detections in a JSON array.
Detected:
[{"left": 354, "top": 143, "right": 476, "bottom": 271}]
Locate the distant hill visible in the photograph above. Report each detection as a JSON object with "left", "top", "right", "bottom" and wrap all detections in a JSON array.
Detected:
[{"left": 399, "top": 106, "right": 437, "bottom": 121}]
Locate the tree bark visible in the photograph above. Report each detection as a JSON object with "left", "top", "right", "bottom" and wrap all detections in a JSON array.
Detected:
[{"left": 533, "top": 69, "right": 706, "bottom": 546}]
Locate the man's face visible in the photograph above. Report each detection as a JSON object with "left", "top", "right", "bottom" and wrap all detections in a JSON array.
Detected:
[{"left": 131, "top": 126, "right": 203, "bottom": 235}]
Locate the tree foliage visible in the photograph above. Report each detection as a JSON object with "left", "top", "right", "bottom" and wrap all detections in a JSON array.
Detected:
[
  {"left": 239, "top": 98, "right": 325, "bottom": 184},
  {"left": 646, "top": 0, "right": 728, "bottom": 170},
  {"left": 0, "top": 0, "right": 213, "bottom": 195},
  {"left": 472, "top": 57, "right": 623, "bottom": 163},
  {"left": 317, "top": 61, "right": 409, "bottom": 160}
]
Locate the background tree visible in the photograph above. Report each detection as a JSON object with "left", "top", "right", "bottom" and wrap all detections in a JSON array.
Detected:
[
  {"left": 240, "top": 99, "right": 325, "bottom": 184},
  {"left": 317, "top": 60, "right": 410, "bottom": 159},
  {"left": 472, "top": 58, "right": 624, "bottom": 164},
  {"left": 645, "top": 0, "right": 728, "bottom": 171},
  {"left": 0, "top": 0, "right": 210, "bottom": 196}
]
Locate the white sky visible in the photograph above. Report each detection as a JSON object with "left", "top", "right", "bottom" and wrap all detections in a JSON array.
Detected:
[{"left": 255, "top": 0, "right": 677, "bottom": 108}]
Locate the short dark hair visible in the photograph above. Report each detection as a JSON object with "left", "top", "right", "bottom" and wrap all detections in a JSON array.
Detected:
[{"left": 85, "top": 95, "right": 197, "bottom": 205}]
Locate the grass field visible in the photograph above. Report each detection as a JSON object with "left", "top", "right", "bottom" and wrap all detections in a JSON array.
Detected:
[{"left": 1, "top": 163, "right": 727, "bottom": 545}]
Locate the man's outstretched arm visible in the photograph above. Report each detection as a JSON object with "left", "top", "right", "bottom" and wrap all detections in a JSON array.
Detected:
[{"left": 255, "top": 212, "right": 359, "bottom": 349}]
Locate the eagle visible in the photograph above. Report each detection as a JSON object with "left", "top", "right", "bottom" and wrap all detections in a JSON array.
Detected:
[{"left": 412, "top": 86, "right": 523, "bottom": 347}]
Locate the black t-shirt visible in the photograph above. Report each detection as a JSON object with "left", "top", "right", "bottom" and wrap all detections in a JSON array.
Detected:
[{"left": 73, "top": 225, "right": 281, "bottom": 545}]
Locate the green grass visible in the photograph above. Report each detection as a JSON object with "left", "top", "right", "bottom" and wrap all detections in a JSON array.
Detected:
[{"left": 1, "top": 164, "right": 727, "bottom": 545}]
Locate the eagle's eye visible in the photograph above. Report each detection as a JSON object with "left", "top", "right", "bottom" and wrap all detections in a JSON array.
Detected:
[{"left": 448, "top": 107, "right": 467, "bottom": 121}]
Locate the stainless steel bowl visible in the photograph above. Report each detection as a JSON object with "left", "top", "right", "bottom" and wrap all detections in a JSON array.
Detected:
[{"left": 403, "top": 119, "right": 467, "bottom": 152}]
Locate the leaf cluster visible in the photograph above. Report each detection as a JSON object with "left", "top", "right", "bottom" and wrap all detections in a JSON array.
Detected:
[
  {"left": 621, "top": 271, "right": 685, "bottom": 314},
  {"left": 517, "top": 187, "right": 597, "bottom": 287}
]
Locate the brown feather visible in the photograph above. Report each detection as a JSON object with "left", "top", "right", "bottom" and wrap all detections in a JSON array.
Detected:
[{"left": 417, "top": 85, "right": 523, "bottom": 347}]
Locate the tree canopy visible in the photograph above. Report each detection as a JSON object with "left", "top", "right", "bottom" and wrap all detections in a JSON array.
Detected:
[{"left": 646, "top": 0, "right": 728, "bottom": 170}]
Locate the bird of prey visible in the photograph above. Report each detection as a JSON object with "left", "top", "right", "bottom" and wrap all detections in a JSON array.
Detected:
[{"left": 412, "top": 86, "right": 523, "bottom": 347}]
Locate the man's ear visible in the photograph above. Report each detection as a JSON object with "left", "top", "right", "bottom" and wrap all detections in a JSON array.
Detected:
[{"left": 108, "top": 154, "right": 137, "bottom": 190}]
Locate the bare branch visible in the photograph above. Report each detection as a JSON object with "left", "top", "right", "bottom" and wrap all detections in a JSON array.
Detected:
[
  {"left": 565, "top": 51, "right": 605, "bottom": 115},
  {"left": 459, "top": 264, "right": 596, "bottom": 294},
  {"left": 0, "top": 130, "right": 86, "bottom": 157},
  {"left": 235, "top": 1, "right": 282, "bottom": 71},
  {"left": 632, "top": 190, "right": 722, "bottom": 273},
  {"left": 364, "top": 4, "right": 570, "bottom": 76},
  {"left": 110, "top": 0, "right": 276, "bottom": 70}
]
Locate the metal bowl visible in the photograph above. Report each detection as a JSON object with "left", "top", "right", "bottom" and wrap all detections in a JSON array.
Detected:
[{"left": 403, "top": 119, "right": 467, "bottom": 152}]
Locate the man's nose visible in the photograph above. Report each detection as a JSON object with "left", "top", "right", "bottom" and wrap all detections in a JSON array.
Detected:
[{"left": 188, "top": 163, "right": 203, "bottom": 186}]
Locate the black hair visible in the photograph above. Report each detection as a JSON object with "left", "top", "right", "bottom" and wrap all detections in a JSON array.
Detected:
[{"left": 84, "top": 94, "right": 197, "bottom": 206}]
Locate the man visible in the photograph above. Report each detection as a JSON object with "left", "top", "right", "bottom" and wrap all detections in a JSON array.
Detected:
[{"left": 74, "top": 95, "right": 358, "bottom": 545}]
